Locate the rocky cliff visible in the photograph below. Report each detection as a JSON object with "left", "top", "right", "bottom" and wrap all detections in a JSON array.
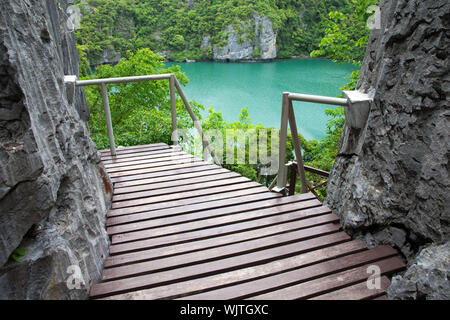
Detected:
[
  {"left": 325, "top": 0, "right": 449, "bottom": 299},
  {"left": 0, "top": 0, "right": 111, "bottom": 299},
  {"left": 210, "top": 14, "right": 277, "bottom": 61}
]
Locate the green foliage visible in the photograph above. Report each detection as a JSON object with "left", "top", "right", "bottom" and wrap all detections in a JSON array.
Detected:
[
  {"left": 76, "top": 0, "right": 378, "bottom": 199},
  {"left": 84, "top": 48, "right": 201, "bottom": 149},
  {"left": 10, "top": 248, "right": 27, "bottom": 263},
  {"left": 296, "top": 0, "right": 378, "bottom": 198},
  {"left": 252, "top": 47, "right": 261, "bottom": 58},
  {"left": 200, "top": 106, "right": 295, "bottom": 184},
  {"left": 310, "top": 0, "right": 378, "bottom": 64},
  {"left": 77, "top": 44, "right": 91, "bottom": 77},
  {"left": 74, "top": 0, "right": 360, "bottom": 65}
]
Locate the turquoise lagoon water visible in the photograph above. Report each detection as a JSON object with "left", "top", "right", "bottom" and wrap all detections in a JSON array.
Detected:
[{"left": 167, "top": 59, "right": 357, "bottom": 141}]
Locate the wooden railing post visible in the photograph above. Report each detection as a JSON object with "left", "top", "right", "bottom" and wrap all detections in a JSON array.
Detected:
[
  {"left": 273, "top": 92, "right": 290, "bottom": 193},
  {"left": 288, "top": 162, "right": 297, "bottom": 196},
  {"left": 173, "top": 77, "right": 220, "bottom": 165},
  {"left": 100, "top": 83, "right": 116, "bottom": 156},
  {"left": 287, "top": 99, "right": 308, "bottom": 194},
  {"left": 169, "top": 75, "right": 178, "bottom": 146},
  {"left": 73, "top": 73, "right": 226, "bottom": 163}
]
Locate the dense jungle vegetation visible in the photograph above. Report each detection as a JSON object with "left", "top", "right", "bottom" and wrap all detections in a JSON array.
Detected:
[
  {"left": 76, "top": 0, "right": 378, "bottom": 197},
  {"left": 74, "top": 0, "right": 372, "bottom": 65}
]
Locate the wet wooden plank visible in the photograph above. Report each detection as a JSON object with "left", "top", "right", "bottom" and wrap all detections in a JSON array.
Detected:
[
  {"left": 108, "top": 186, "right": 276, "bottom": 217},
  {"left": 111, "top": 209, "right": 338, "bottom": 245},
  {"left": 100, "top": 143, "right": 167, "bottom": 153},
  {"left": 101, "top": 146, "right": 172, "bottom": 159},
  {"left": 108, "top": 159, "right": 206, "bottom": 178},
  {"left": 107, "top": 193, "right": 316, "bottom": 226},
  {"left": 105, "top": 156, "right": 201, "bottom": 174},
  {"left": 104, "top": 153, "right": 195, "bottom": 170},
  {"left": 309, "top": 276, "right": 391, "bottom": 300},
  {"left": 92, "top": 145, "right": 403, "bottom": 300},
  {"left": 102, "top": 148, "right": 179, "bottom": 162},
  {"left": 90, "top": 232, "right": 351, "bottom": 299},
  {"left": 248, "top": 256, "right": 405, "bottom": 300},
  {"left": 110, "top": 164, "right": 221, "bottom": 184},
  {"left": 113, "top": 171, "right": 242, "bottom": 195},
  {"left": 106, "top": 219, "right": 332, "bottom": 268},
  {"left": 103, "top": 151, "right": 189, "bottom": 165},
  {"left": 107, "top": 198, "right": 322, "bottom": 235},
  {"left": 100, "top": 143, "right": 170, "bottom": 156},
  {"left": 111, "top": 181, "right": 266, "bottom": 209},
  {"left": 179, "top": 246, "right": 397, "bottom": 300},
  {"left": 109, "top": 207, "right": 335, "bottom": 253},
  {"left": 102, "top": 224, "right": 342, "bottom": 281},
  {"left": 112, "top": 176, "right": 252, "bottom": 202},
  {"left": 99, "top": 241, "right": 367, "bottom": 300}
]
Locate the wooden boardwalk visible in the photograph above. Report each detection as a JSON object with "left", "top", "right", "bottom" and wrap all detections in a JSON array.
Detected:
[{"left": 90, "top": 143, "right": 405, "bottom": 300}]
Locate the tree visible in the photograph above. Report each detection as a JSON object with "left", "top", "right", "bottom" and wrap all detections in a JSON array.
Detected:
[{"left": 83, "top": 48, "right": 202, "bottom": 149}]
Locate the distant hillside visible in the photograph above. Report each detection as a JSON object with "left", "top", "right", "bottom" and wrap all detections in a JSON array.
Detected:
[{"left": 74, "top": 0, "right": 355, "bottom": 65}]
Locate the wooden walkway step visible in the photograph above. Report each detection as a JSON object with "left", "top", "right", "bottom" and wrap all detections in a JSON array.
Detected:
[{"left": 91, "top": 143, "right": 405, "bottom": 300}]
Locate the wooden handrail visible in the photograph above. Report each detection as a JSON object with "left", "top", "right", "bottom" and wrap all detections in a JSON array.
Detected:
[
  {"left": 69, "top": 74, "right": 217, "bottom": 162},
  {"left": 272, "top": 91, "right": 347, "bottom": 194},
  {"left": 287, "top": 161, "right": 329, "bottom": 200}
]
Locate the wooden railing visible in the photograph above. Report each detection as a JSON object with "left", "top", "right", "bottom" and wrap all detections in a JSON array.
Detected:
[
  {"left": 287, "top": 161, "right": 329, "bottom": 200},
  {"left": 65, "top": 74, "right": 218, "bottom": 163},
  {"left": 271, "top": 92, "right": 348, "bottom": 195}
]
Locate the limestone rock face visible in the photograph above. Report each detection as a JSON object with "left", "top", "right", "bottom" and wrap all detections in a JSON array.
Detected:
[
  {"left": 95, "top": 49, "right": 122, "bottom": 68},
  {"left": 325, "top": 0, "right": 449, "bottom": 299},
  {"left": 0, "top": 0, "right": 111, "bottom": 299},
  {"left": 213, "top": 14, "right": 277, "bottom": 61},
  {"left": 388, "top": 242, "right": 450, "bottom": 300}
]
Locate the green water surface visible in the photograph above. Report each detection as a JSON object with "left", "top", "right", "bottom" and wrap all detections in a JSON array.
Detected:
[{"left": 168, "top": 59, "right": 357, "bottom": 141}]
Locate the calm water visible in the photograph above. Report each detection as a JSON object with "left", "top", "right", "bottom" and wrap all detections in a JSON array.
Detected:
[{"left": 167, "top": 59, "right": 357, "bottom": 141}]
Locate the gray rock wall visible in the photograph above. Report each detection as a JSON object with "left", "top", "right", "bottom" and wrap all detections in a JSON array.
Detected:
[
  {"left": 212, "top": 14, "right": 277, "bottom": 61},
  {"left": 325, "top": 0, "right": 449, "bottom": 299},
  {"left": 0, "top": 0, "right": 111, "bottom": 299}
]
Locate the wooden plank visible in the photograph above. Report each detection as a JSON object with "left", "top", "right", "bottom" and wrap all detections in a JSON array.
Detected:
[
  {"left": 111, "top": 181, "right": 266, "bottom": 209},
  {"left": 248, "top": 256, "right": 405, "bottom": 300},
  {"left": 110, "top": 164, "right": 221, "bottom": 184},
  {"left": 102, "top": 224, "right": 342, "bottom": 281},
  {"left": 113, "top": 171, "right": 241, "bottom": 195},
  {"left": 107, "top": 198, "right": 322, "bottom": 235},
  {"left": 113, "top": 168, "right": 231, "bottom": 190},
  {"left": 102, "top": 148, "right": 179, "bottom": 162},
  {"left": 105, "top": 156, "right": 200, "bottom": 174},
  {"left": 101, "top": 145, "right": 171, "bottom": 159},
  {"left": 109, "top": 162, "right": 215, "bottom": 181},
  {"left": 102, "top": 151, "right": 189, "bottom": 165},
  {"left": 111, "top": 208, "right": 337, "bottom": 245},
  {"left": 112, "top": 176, "right": 252, "bottom": 202},
  {"left": 108, "top": 186, "right": 275, "bottom": 217},
  {"left": 309, "top": 276, "right": 391, "bottom": 300},
  {"left": 107, "top": 193, "right": 316, "bottom": 226},
  {"left": 104, "top": 153, "right": 195, "bottom": 169},
  {"left": 99, "top": 240, "right": 367, "bottom": 300},
  {"left": 101, "top": 147, "right": 173, "bottom": 161},
  {"left": 100, "top": 143, "right": 167, "bottom": 153},
  {"left": 108, "top": 158, "right": 205, "bottom": 177},
  {"left": 106, "top": 210, "right": 328, "bottom": 267},
  {"left": 179, "top": 246, "right": 397, "bottom": 300},
  {"left": 100, "top": 144, "right": 169, "bottom": 156},
  {"left": 304, "top": 165, "right": 330, "bottom": 177},
  {"left": 110, "top": 207, "right": 335, "bottom": 251},
  {"left": 90, "top": 232, "right": 351, "bottom": 298}
]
